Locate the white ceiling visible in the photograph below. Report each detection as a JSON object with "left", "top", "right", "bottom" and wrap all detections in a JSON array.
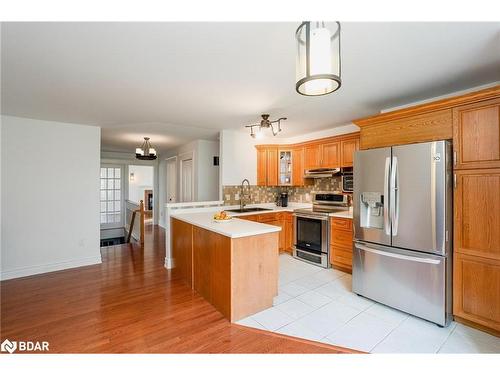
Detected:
[{"left": 2, "top": 22, "right": 500, "bottom": 153}]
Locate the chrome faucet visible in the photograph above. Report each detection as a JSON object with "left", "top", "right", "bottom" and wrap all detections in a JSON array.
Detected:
[{"left": 240, "top": 179, "right": 251, "bottom": 210}]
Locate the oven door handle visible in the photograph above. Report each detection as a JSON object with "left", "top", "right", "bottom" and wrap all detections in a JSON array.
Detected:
[{"left": 292, "top": 213, "right": 329, "bottom": 221}]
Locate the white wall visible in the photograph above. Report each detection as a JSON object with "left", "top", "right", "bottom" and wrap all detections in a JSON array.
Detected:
[
  {"left": 1, "top": 116, "right": 101, "bottom": 280},
  {"left": 196, "top": 140, "right": 220, "bottom": 201},
  {"left": 219, "top": 125, "right": 360, "bottom": 187},
  {"left": 158, "top": 139, "right": 220, "bottom": 227},
  {"left": 128, "top": 165, "right": 153, "bottom": 204}
]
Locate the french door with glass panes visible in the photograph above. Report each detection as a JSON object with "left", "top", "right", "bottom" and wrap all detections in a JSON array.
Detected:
[{"left": 100, "top": 165, "right": 124, "bottom": 229}]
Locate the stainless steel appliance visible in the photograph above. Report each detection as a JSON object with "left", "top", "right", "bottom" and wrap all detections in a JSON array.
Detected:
[
  {"left": 304, "top": 168, "right": 340, "bottom": 179},
  {"left": 293, "top": 192, "right": 349, "bottom": 268},
  {"left": 353, "top": 140, "right": 452, "bottom": 326},
  {"left": 341, "top": 167, "right": 353, "bottom": 192}
]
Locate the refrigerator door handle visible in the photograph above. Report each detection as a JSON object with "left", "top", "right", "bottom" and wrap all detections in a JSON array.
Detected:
[
  {"left": 390, "top": 156, "right": 399, "bottom": 236},
  {"left": 355, "top": 243, "right": 441, "bottom": 265},
  {"left": 384, "top": 157, "right": 391, "bottom": 235}
]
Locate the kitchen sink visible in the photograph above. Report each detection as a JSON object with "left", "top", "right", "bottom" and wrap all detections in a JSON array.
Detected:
[{"left": 226, "top": 207, "right": 273, "bottom": 213}]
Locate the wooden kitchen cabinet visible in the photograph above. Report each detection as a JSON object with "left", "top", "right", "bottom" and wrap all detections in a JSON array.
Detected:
[
  {"left": 329, "top": 217, "right": 353, "bottom": 273},
  {"left": 341, "top": 138, "right": 359, "bottom": 167},
  {"left": 454, "top": 169, "right": 500, "bottom": 261},
  {"left": 453, "top": 98, "right": 500, "bottom": 170},
  {"left": 256, "top": 146, "right": 278, "bottom": 186},
  {"left": 240, "top": 211, "right": 293, "bottom": 253},
  {"left": 256, "top": 147, "right": 268, "bottom": 186},
  {"left": 454, "top": 169, "right": 500, "bottom": 335},
  {"left": 256, "top": 132, "right": 360, "bottom": 182},
  {"left": 303, "top": 144, "right": 321, "bottom": 170},
  {"left": 171, "top": 218, "right": 193, "bottom": 287},
  {"left": 291, "top": 147, "right": 305, "bottom": 186},
  {"left": 454, "top": 252, "right": 500, "bottom": 333},
  {"left": 321, "top": 141, "right": 341, "bottom": 168},
  {"left": 267, "top": 147, "right": 279, "bottom": 186}
]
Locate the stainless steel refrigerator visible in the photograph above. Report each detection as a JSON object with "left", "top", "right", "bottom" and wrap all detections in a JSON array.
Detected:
[{"left": 353, "top": 140, "right": 452, "bottom": 326}]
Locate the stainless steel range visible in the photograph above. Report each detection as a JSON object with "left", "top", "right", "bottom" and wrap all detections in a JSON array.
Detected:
[{"left": 293, "top": 192, "right": 349, "bottom": 268}]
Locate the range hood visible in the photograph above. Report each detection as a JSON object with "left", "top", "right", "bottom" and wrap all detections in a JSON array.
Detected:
[{"left": 304, "top": 168, "right": 341, "bottom": 179}]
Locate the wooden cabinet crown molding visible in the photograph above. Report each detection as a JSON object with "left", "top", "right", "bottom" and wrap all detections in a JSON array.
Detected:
[
  {"left": 353, "top": 85, "right": 500, "bottom": 128},
  {"left": 254, "top": 131, "right": 360, "bottom": 150}
]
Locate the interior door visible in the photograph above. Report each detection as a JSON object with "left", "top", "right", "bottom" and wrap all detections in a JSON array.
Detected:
[
  {"left": 100, "top": 164, "right": 124, "bottom": 229},
  {"left": 181, "top": 159, "right": 194, "bottom": 202},
  {"left": 391, "top": 141, "right": 451, "bottom": 255},
  {"left": 166, "top": 157, "right": 177, "bottom": 203},
  {"left": 353, "top": 147, "right": 392, "bottom": 246}
]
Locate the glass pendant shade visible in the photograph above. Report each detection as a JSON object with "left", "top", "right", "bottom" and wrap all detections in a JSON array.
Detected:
[{"left": 296, "top": 21, "right": 341, "bottom": 96}]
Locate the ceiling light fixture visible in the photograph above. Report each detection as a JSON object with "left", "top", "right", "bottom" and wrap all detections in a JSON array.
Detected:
[
  {"left": 245, "top": 114, "right": 287, "bottom": 138},
  {"left": 135, "top": 137, "right": 157, "bottom": 160},
  {"left": 296, "top": 21, "right": 341, "bottom": 96}
]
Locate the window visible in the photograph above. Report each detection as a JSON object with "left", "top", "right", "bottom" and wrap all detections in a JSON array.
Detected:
[{"left": 100, "top": 166, "right": 122, "bottom": 226}]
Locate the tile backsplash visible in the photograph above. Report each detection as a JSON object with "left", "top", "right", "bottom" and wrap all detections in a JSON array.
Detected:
[{"left": 222, "top": 177, "right": 342, "bottom": 205}]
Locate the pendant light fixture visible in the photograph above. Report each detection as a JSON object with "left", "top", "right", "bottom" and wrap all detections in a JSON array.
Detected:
[
  {"left": 135, "top": 137, "right": 157, "bottom": 160},
  {"left": 295, "top": 21, "right": 341, "bottom": 96},
  {"left": 245, "top": 114, "right": 287, "bottom": 138}
]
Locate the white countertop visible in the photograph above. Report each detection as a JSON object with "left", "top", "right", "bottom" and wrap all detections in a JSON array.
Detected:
[{"left": 171, "top": 211, "right": 282, "bottom": 239}]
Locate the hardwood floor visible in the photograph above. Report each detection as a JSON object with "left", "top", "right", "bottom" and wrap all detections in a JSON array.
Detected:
[{"left": 0, "top": 225, "right": 356, "bottom": 353}]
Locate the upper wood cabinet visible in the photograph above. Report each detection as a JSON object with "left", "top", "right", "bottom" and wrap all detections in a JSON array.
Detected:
[
  {"left": 303, "top": 144, "right": 321, "bottom": 170},
  {"left": 256, "top": 146, "right": 278, "bottom": 186},
  {"left": 321, "top": 141, "right": 341, "bottom": 168},
  {"left": 341, "top": 138, "right": 359, "bottom": 167},
  {"left": 291, "top": 147, "right": 305, "bottom": 186},
  {"left": 356, "top": 110, "right": 453, "bottom": 150},
  {"left": 453, "top": 98, "right": 500, "bottom": 170},
  {"left": 267, "top": 147, "right": 278, "bottom": 186},
  {"left": 256, "top": 132, "right": 360, "bottom": 185},
  {"left": 256, "top": 148, "right": 267, "bottom": 186},
  {"left": 354, "top": 85, "right": 500, "bottom": 151}
]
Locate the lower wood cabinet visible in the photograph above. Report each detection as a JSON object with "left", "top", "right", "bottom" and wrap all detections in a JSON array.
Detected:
[
  {"left": 171, "top": 218, "right": 193, "bottom": 287},
  {"left": 329, "top": 217, "right": 353, "bottom": 273},
  {"left": 453, "top": 252, "right": 500, "bottom": 333},
  {"left": 240, "top": 211, "right": 293, "bottom": 253},
  {"left": 453, "top": 168, "right": 500, "bottom": 335}
]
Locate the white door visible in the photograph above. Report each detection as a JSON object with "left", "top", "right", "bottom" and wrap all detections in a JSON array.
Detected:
[
  {"left": 100, "top": 164, "right": 124, "bottom": 229},
  {"left": 181, "top": 159, "right": 194, "bottom": 202},
  {"left": 166, "top": 157, "right": 177, "bottom": 203}
]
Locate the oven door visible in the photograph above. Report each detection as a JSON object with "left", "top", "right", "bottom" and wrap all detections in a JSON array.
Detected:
[
  {"left": 293, "top": 214, "right": 329, "bottom": 267},
  {"left": 294, "top": 215, "right": 328, "bottom": 253}
]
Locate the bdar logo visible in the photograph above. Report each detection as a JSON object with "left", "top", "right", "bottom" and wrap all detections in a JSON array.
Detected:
[{"left": 1, "top": 339, "right": 17, "bottom": 354}]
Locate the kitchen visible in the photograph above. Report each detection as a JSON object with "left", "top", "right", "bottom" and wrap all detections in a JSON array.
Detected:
[
  {"left": 169, "top": 85, "right": 500, "bottom": 353},
  {"left": 3, "top": 18, "right": 499, "bottom": 362}
]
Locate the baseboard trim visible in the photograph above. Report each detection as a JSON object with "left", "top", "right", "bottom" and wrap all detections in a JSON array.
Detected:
[
  {"left": 0, "top": 255, "right": 103, "bottom": 281},
  {"left": 453, "top": 316, "right": 500, "bottom": 338}
]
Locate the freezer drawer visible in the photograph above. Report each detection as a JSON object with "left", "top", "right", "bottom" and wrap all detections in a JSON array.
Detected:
[{"left": 352, "top": 241, "right": 451, "bottom": 326}]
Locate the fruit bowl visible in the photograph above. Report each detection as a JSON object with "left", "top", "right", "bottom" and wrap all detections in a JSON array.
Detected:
[{"left": 213, "top": 211, "right": 232, "bottom": 223}]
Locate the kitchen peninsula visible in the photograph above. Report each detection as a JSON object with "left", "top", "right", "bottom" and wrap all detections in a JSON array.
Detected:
[{"left": 170, "top": 211, "right": 282, "bottom": 322}]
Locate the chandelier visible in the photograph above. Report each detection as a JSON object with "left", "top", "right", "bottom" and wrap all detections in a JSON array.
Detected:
[
  {"left": 245, "top": 114, "right": 287, "bottom": 138},
  {"left": 296, "top": 21, "right": 341, "bottom": 96},
  {"left": 135, "top": 137, "right": 157, "bottom": 160}
]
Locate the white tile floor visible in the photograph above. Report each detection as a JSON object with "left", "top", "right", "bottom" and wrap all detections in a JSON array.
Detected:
[{"left": 236, "top": 254, "right": 500, "bottom": 353}]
